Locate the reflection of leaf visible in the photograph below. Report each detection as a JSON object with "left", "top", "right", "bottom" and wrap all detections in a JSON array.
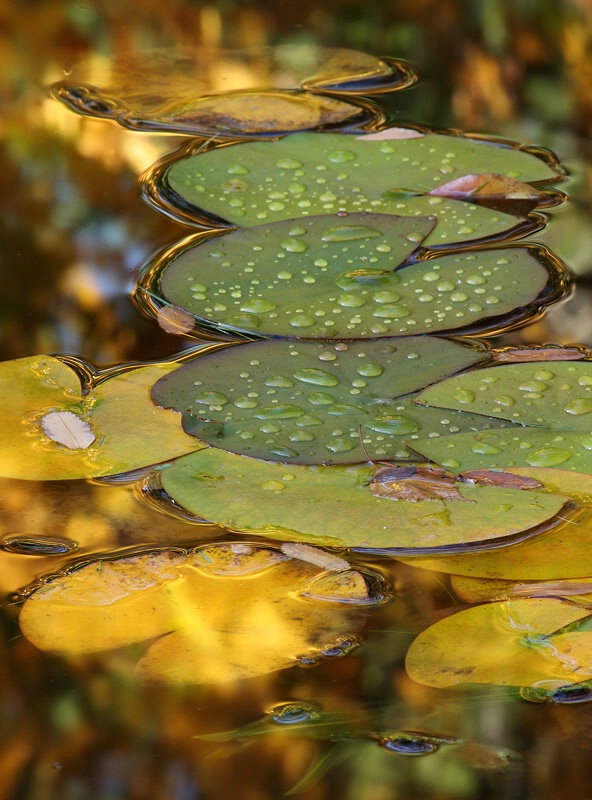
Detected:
[
  {"left": 405, "top": 597, "right": 592, "bottom": 688},
  {"left": 150, "top": 216, "right": 560, "bottom": 339},
  {"left": 155, "top": 130, "right": 561, "bottom": 246},
  {"left": 152, "top": 337, "right": 490, "bottom": 464},
  {"left": 0, "top": 355, "right": 202, "bottom": 480},
  {"left": 19, "top": 545, "right": 370, "bottom": 684},
  {"left": 41, "top": 411, "right": 95, "bottom": 449},
  {"left": 158, "top": 448, "right": 568, "bottom": 552}
]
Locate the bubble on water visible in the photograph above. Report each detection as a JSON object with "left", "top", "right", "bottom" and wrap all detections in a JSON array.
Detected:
[{"left": 526, "top": 447, "right": 573, "bottom": 466}]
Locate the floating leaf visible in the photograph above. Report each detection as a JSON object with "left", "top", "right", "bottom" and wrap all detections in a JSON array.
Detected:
[
  {"left": 157, "top": 448, "right": 568, "bottom": 552},
  {"left": 151, "top": 130, "right": 561, "bottom": 245},
  {"left": 0, "top": 355, "right": 202, "bottom": 480},
  {"left": 429, "top": 173, "right": 549, "bottom": 203},
  {"left": 147, "top": 216, "right": 563, "bottom": 339},
  {"left": 40, "top": 411, "right": 95, "bottom": 450},
  {"left": 405, "top": 598, "right": 592, "bottom": 688},
  {"left": 494, "top": 345, "right": 589, "bottom": 363},
  {"left": 151, "top": 337, "right": 491, "bottom": 464},
  {"left": 50, "top": 46, "right": 413, "bottom": 136},
  {"left": 397, "top": 506, "right": 592, "bottom": 579},
  {"left": 156, "top": 305, "right": 196, "bottom": 334},
  {"left": 19, "top": 544, "right": 370, "bottom": 684}
]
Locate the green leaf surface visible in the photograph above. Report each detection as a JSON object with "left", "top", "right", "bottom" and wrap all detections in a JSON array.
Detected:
[
  {"left": 160, "top": 131, "right": 559, "bottom": 244},
  {"left": 416, "top": 362, "right": 592, "bottom": 430},
  {"left": 152, "top": 217, "right": 556, "bottom": 339},
  {"left": 405, "top": 598, "right": 592, "bottom": 688},
  {"left": 151, "top": 337, "right": 490, "bottom": 464},
  {"left": 159, "top": 447, "right": 568, "bottom": 551},
  {"left": 0, "top": 355, "right": 202, "bottom": 480},
  {"left": 410, "top": 428, "right": 592, "bottom": 474}
]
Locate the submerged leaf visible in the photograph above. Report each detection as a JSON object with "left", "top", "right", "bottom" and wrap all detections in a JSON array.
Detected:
[
  {"left": 405, "top": 598, "right": 592, "bottom": 688},
  {"left": 41, "top": 411, "right": 95, "bottom": 450},
  {"left": 151, "top": 337, "right": 490, "bottom": 464},
  {"left": 157, "top": 448, "right": 568, "bottom": 552},
  {"left": 19, "top": 544, "right": 370, "bottom": 684}
]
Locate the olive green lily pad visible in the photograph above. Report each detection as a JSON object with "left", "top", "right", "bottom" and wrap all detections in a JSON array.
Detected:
[
  {"left": 397, "top": 506, "right": 592, "bottom": 579},
  {"left": 416, "top": 362, "right": 592, "bottom": 430},
  {"left": 149, "top": 215, "right": 560, "bottom": 339},
  {"left": 19, "top": 544, "right": 369, "bottom": 684},
  {"left": 0, "top": 355, "right": 203, "bottom": 480},
  {"left": 152, "top": 130, "right": 560, "bottom": 245},
  {"left": 151, "top": 337, "right": 491, "bottom": 464},
  {"left": 158, "top": 447, "right": 568, "bottom": 551},
  {"left": 405, "top": 598, "right": 592, "bottom": 688}
]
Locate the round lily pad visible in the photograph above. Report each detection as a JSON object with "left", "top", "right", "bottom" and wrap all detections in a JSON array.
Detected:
[
  {"left": 151, "top": 337, "right": 491, "bottom": 464},
  {"left": 0, "top": 355, "right": 202, "bottom": 480},
  {"left": 146, "top": 215, "right": 562, "bottom": 339},
  {"left": 19, "top": 544, "right": 369, "bottom": 684},
  {"left": 405, "top": 597, "right": 592, "bottom": 688},
  {"left": 416, "top": 362, "right": 592, "bottom": 430},
  {"left": 158, "top": 447, "right": 568, "bottom": 552},
  {"left": 149, "top": 130, "right": 561, "bottom": 245}
]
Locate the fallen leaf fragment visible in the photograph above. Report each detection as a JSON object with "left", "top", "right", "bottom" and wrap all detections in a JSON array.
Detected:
[
  {"left": 41, "top": 411, "right": 95, "bottom": 450},
  {"left": 429, "top": 173, "right": 546, "bottom": 201},
  {"left": 156, "top": 305, "right": 195, "bottom": 334}
]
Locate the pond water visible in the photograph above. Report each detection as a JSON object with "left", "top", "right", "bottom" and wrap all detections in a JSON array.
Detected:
[{"left": 4, "top": 3, "right": 592, "bottom": 799}]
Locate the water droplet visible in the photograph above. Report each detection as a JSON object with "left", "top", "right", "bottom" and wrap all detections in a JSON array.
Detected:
[
  {"left": 223, "top": 178, "right": 249, "bottom": 191},
  {"left": 582, "top": 437, "right": 592, "bottom": 450},
  {"left": 318, "top": 352, "right": 338, "bottom": 361},
  {"left": 260, "top": 423, "right": 280, "bottom": 433},
  {"left": 326, "top": 438, "right": 357, "bottom": 453},
  {"left": 526, "top": 447, "right": 573, "bottom": 467},
  {"left": 356, "top": 363, "right": 384, "bottom": 377},
  {"left": 564, "top": 399, "right": 592, "bottom": 415},
  {"left": 372, "top": 305, "right": 411, "bottom": 319},
  {"left": 253, "top": 405, "right": 304, "bottom": 419},
  {"left": 194, "top": 390, "right": 229, "bottom": 406},
  {"left": 578, "top": 375, "right": 592, "bottom": 386},
  {"left": 269, "top": 702, "right": 320, "bottom": 724},
  {"left": 373, "top": 291, "right": 400, "bottom": 303},
  {"left": 293, "top": 369, "right": 339, "bottom": 387},
  {"left": 277, "top": 271, "right": 293, "bottom": 280},
  {"left": 296, "top": 415, "right": 324, "bottom": 427},
  {"left": 328, "top": 149, "right": 356, "bottom": 163},
  {"left": 321, "top": 225, "right": 382, "bottom": 241},
  {"left": 308, "top": 393, "right": 335, "bottom": 405},
  {"left": 288, "top": 182, "right": 307, "bottom": 194},
  {"left": 337, "top": 269, "right": 398, "bottom": 290},
  {"left": 233, "top": 397, "right": 258, "bottom": 409},
  {"left": 276, "top": 158, "right": 303, "bottom": 169},
  {"left": 494, "top": 395, "right": 515, "bottom": 407},
  {"left": 288, "top": 225, "right": 307, "bottom": 236},
  {"left": 290, "top": 315, "right": 316, "bottom": 328},
  {"left": 534, "top": 370, "right": 555, "bottom": 380},
  {"left": 367, "top": 415, "right": 420, "bottom": 435},
  {"left": 281, "top": 238, "right": 308, "bottom": 253},
  {"left": 450, "top": 292, "right": 468, "bottom": 302},
  {"left": 471, "top": 443, "right": 502, "bottom": 455},
  {"left": 240, "top": 299, "right": 276, "bottom": 313},
  {"left": 289, "top": 430, "right": 315, "bottom": 442},
  {"left": 494, "top": 504, "right": 513, "bottom": 512},
  {"left": 261, "top": 480, "right": 286, "bottom": 492},
  {"left": 265, "top": 376, "right": 295, "bottom": 388},
  {"left": 466, "top": 275, "right": 486, "bottom": 285},
  {"left": 453, "top": 389, "right": 475, "bottom": 403},
  {"left": 227, "top": 164, "right": 249, "bottom": 175},
  {"left": 436, "top": 281, "right": 455, "bottom": 293},
  {"left": 519, "top": 381, "right": 549, "bottom": 393},
  {"left": 338, "top": 294, "right": 366, "bottom": 308}
]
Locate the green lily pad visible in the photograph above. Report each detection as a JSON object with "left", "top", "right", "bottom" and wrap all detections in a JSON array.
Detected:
[
  {"left": 152, "top": 130, "right": 560, "bottom": 245},
  {"left": 0, "top": 355, "right": 203, "bottom": 480},
  {"left": 416, "top": 362, "right": 592, "bottom": 430},
  {"left": 147, "top": 214, "right": 561, "bottom": 339},
  {"left": 409, "top": 429, "right": 592, "bottom": 475},
  {"left": 406, "top": 597, "right": 592, "bottom": 688},
  {"left": 158, "top": 448, "right": 568, "bottom": 551},
  {"left": 151, "top": 337, "right": 491, "bottom": 464}
]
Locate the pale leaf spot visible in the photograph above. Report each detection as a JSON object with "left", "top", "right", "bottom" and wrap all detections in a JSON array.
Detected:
[
  {"left": 357, "top": 127, "right": 424, "bottom": 141},
  {"left": 41, "top": 411, "right": 96, "bottom": 450}
]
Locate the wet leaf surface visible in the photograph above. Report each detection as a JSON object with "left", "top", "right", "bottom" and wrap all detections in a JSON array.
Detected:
[
  {"left": 405, "top": 597, "right": 592, "bottom": 688},
  {"left": 0, "top": 356, "right": 202, "bottom": 480},
  {"left": 151, "top": 337, "right": 490, "bottom": 464},
  {"left": 157, "top": 447, "right": 568, "bottom": 551},
  {"left": 19, "top": 544, "right": 370, "bottom": 684},
  {"left": 150, "top": 217, "right": 560, "bottom": 339},
  {"left": 156, "top": 130, "right": 560, "bottom": 246}
]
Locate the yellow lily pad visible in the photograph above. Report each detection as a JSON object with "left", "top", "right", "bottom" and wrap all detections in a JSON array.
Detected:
[
  {"left": 451, "top": 574, "right": 592, "bottom": 605},
  {"left": 19, "top": 544, "right": 370, "bottom": 684},
  {"left": 0, "top": 355, "right": 202, "bottom": 479},
  {"left": 405, "top": 597, "right": 592, "bottom": 688}
]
